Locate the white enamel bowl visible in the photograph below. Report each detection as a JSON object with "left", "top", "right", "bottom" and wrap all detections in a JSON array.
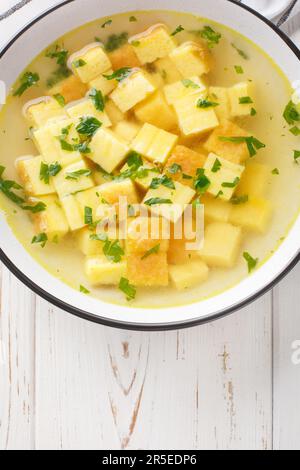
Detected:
[{"left": 0, "top": 0, "right": 299, "bottom": 330}]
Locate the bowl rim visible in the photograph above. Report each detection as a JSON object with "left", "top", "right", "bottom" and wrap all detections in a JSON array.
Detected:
[{"left": 0, "top": 0, "right": 299, "bottom": 331}]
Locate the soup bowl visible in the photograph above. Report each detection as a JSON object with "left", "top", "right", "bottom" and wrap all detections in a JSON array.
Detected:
[{"left": 0, "top": 0, "right": 299, "bottom": 330}]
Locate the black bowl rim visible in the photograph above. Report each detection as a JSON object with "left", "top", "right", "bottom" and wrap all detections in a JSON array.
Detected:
[{"left": 0, "top": 0, "right": 299, "bottom": 331}]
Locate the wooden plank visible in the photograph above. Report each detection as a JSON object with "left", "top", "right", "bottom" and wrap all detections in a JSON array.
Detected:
[
  {"left": 0, "top": 263, "right": 36, "bottom": 450},
  {"left": 273, "top": 263, "right": 300, "bottom": 450}
]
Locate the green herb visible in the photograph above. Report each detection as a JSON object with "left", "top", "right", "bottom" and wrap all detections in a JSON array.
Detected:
[
  {"left": 243, "top": 252, "right": 258, "bottom": 273},
  {"left": 104, "top": 32, "right": 129, "bottom": 52},
  {"left": 191, "top": 25, "right": 221, "bottom": 48},
  {"left": 234, "top": 65, "right": 244, "bottom": 74},
  {"left": 231, "top": 43, "right": 249, "bottom": 60},
  {"left": 59, "top": 139, "right": 75, "bottom": 152},
  {"left": 222, "top": 177, "right": 240, "bottom": 188},
  {"left": 76, "top": 117, "right": 102, "bottom": 137},
  {"left": 182, "top": 174, "right": 193, "bottom": 180},
  {"left": 150, "top": 175, "right": 175, "bottom": 190},
  {"left": 231, "top": 194, "right": 249, "bottom": 205},
  {"left": 90, "top": 233, "right": 108, "bottom": 242},
  {"left": 31, "top": 233, "right": 48, "bottom": 248},
  {"left": 73, "top": 59, "right": 87, "bottom": 68},
  {"left": 52, "top": 93, "right": 66, "bottom": 107},
  {"left": 294, "top": 150, "right": 300, "bottom": 163},
  {"left": 65, "top": 169, "right": 92, "bottom": 181},
  {"left": 103, "top": 240, "right": 124, "bottom": 263},
  {"left": 129, "top": 16, "right": 137, "bottom": 22},
  {"left": 131, "top": 41, "right": 140, "bottom": 47},
  {"left": 171, "top": 25, "right": 184, "bottom": 36},
  {"left": 144, "top": 198, "right": 172, "bottom": 206},
  {"left": 89, "top": 88, "right": 105, "bottom": 112},
  {"left": 127, "top": 151, "right": 143, "bottom": 170},
  {"left": 272, "top": 168, "right": 280, "bottom": 175},
  {"left": 290, "top": 126, "right": 300, "bottom": 136},
  {"left": 45, "top": 45, "right": 70, "bottom": 88},
  {"left": 13, "top": 72, "right": 40, "bottom": 96},
  {"left": 283, "top": 101, "right": 300, "bottom": 125},
  {"left": 46, "top": 45, "right": 68, "bottom": 66},
  {"left": 74, "top": 142, "right": 91, "bottom": 154},
  {"left": 101, "top": 19, "right": 112, "bottom": 28},
  {"left": 251, "top": 107, "right": 257, "bottom": 116},
  {"left": 22, "top": 202, "right": 47, "bottom": 213},
  {"left": 103, "top": 67, "right": 133, "bottom": 82},
  {"left": 194, "top": 169, "right": 211, "bottom": 194},
  {"left": 40, "top": 161, "right": 62, "bottom": 184},
  {"left": 239, "top": 96, "right": 253, "bottom": 104},
  {"left": 168, "top": 163, "right": 182, "bottom": 174},
  {"left": 211, "top": 158, "right": 222, "bottom": 173},
  {"left": 215, "top": 190, "right": 224, "bottom": 199},
  {"left": 218, "top": 136, "right": 266, "bottom": 157},
  {"left": 80, "top": 285, "right": 90, "bottom": 294},
  {"left": 141, "top": 244, "right": 161, "bottom": 260},
  {"left": 84, "top": 206, "right": 93, "bottom": 225},
  {"left": 197, "top": 99, "right": 219, "bottom": 109},
  {"left": 119, "top": 277, "right": 136, "bottom": 301},
  {"left": 182, "top": 79, "right": 200, "bottom": 89}
]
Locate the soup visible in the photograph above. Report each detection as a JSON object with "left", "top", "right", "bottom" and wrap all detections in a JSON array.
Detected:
[{"left": 0, "top": 10, "right": 299, "bottom": 308}]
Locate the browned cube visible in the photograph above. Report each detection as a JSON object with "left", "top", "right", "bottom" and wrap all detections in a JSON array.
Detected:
[
  {"left": 165, "top": 145, "right": 207, "bottom": 187},
  {"left": 49, "top": 75, "right": 88, "bottom": 104},
  {"left": 127, "top": 253, "right": 169, "bottom": 287},
  {"left": 109, "top": 44, "right": 141, "bottom": 70}
]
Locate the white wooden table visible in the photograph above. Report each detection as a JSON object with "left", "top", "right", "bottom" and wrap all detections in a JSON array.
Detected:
[{"left": 0, "top": 0, "right": 300, "bottom": 451}]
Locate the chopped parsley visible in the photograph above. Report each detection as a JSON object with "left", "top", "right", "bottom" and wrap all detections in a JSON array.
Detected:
[
  {"left": 231, "top": 194, "right": 249, "bottom": 205},
  {"left": 129, "top": 16, "right": 137, "bottom": 22},
  {"left": 22, "top": 202, "right": 47, "bottom": 213},
  {"left": 13, "top": 72, "right": 40, "bottom": 97},
  {"left": 53, "top": 93, "right": 66, "bottom": 107},
  {"left": 211, "top": 158, "right": 222, "bottom": 173},
  {"left": 283, "top": 101, "right": 300, "bottom": 125},
  {"left": 182, "top": 79, "right": 200, "bottom": 89},
  {"left": 150, "top": 175, "right": 175, "bottom": 190},
  {"left": 80, "top": 285, "right": 90, "bottom": 294},
  {"left": 76, "top": 116, "right": 102, "bottom": 137},
  {"left": 251, "top": 108, "right": 257, "bottom": 116},
  {"left": 31, "top": 233, "right": 48, "bottom": 248},
  {"left": 231, "top": 43, "right": 249, "bottom": 60},
  {"left": 40, "top": 161, "right": 62, "bottom": 184},
  {"left": 84, "top": 206, "right": 93, "bottom": 225},
  {"left": 141, "top": 244, "right": 161, "bottom": 260},
  {"left": 65, "top": 169, "right": 92, "bottom": 180},
  {"left": 191, "top": 25, "right": 221, "bottom": 48},
  {"left": 104, "top": 32, "right": 129, "bottom": 52},
  {"left": 290, "top": 126, "right": 300, "bottom": 136},
  {"left": 73, "top": 59, "right": 86, "bottom": 68},
  {"left": 234, "top": 65, "right": 244, "bottom": 74},
  {"left": 119, "top": 277, "right": 136, "bottom": 301},
  {"left": 272, "top": 168, "right": 280, "bottom": 175},
  {"left": 89, "top": 88, "right": 105, "bottom": 112},
  {"left": 46, "top": 45, "right": 68, "bottom": 66},
  {"left": 168, "top": 163, "right": 182, "bottom": 174},
  {"left": 194, "top": 169, "right": 211, "bottom": 194},
  {"left": 222, "top": 177, "right": 240, "bottom": 188},
  {"left": 171, "top": 25, "right": 184, "bottom": 36},
  {"left": 127, "top": 151, "right": 143, "bottom": 170},
  {"left": 197, "top": 99, "right": 219, "bottom": 109},
  {"left": 294, "top": 150, "right": 300, "bottom": 163},
  {"left": 101, "top": 19, "right": 112, "bottom": 28},
  {"left": 239, "top": 96, "right": 253, "bottom": 104},
  {"left": 103, "top": 240, "right": 124, "bottom": 263},
  {"left": 218, "top": 136, "right": 266, "bottom": 157},
  {"left": 45, "top": 45, "right": 70, "bottom": 88},
  {"left": 243, "top": 252, "right": 258, "bottom": 273},
  {"left": 103, "top": 67, "right": 133, "bottom": 82},
  {"left": 144, "top": 198, "right": 173, "bottom": 206},
  {"left": 131, "top": 41, "right": 141, "bottom": 47}
]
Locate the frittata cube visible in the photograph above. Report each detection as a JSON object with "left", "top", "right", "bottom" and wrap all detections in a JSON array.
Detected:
[
  {"left": 89, "top": 128, "right": 130, "bottom": 173},
  {"left": 108, "top": 43, "right": 141, "bottom": 70},
  {"left": 173, "top": 92, "right": 219, "bottom": 136},
  {"left": 66, "top": 98, "right": 112, "bottom": 128},
  {"left": 71, "top": 45, "right": 112, "bottom": 83},
  {"left": 16, "top": 156, "right": 56, "bottom": 196},
  {"left": 105, "top": 99, "right": 126, "bottom": 125},
  {"left": 120, "top": 159, "right": 159, "bottom": 191},
  {"left": 32, "top": 194, "right": 69, "bottom": 240},
  {"left": 60, "top": 194, "right": 86, "bottom": 231},
  {"left": 77, "top": 227, "right": 120, "bottom": 256},
  {"left": 113, "top": 120, "right": 142, "bottom": 143},
  {"left": 203, "top": 153, "right": 245, "bottom": 201},
  {"left": 169, "top": 261, "right": 209, "bottom": 290},
  {"left": 49, "top": 75, "right": 88, "bottom": 104},
  {"left": 199, "top": 222, "right": 242, "bottom": 268},
  {"left": 110, "top": 70, "right": 156, "bottom": 113},
  {"left": 202, "top": 194, "right": 232, "bottom": 223},
  {"left": 96, "top": 179, "right": 139, "bottom": 207},
  {"left": 126, "top": 216, "right": 170, "bottom": 254},
  {"left": 134, "top": 91, "right": 177, "bottom": 131},
  {"left": 230, "top": 198, "right": 272, "bottom": 233},
  {"left": 85, "top": 255, "right": 127, "bottom": 286},
  {"left": 129, "top": 24, "right": 177, "bottom": 65},
  {"left": 228, "top": 81, "right": 255, "bottom": 117},
  {"left": 52, "top": 158, "right": 94, "bottom": 198},
  {"left": 131, "top": 123, "right": 178, "bottom": 164},
  {"left": 236, "top": 162, "right": 270, "bottom": 199},
  {"left": 209, "top": 86, "right": 231, "bottom": 120},
  {"left": 165, "top": 145, "right": 207, "bottom": 187},
  {"left": 25, "top": 97, "right": 67, "bottom": 128},
  {"left": 154, "top": 57, "right": 183, "bottom": 84},
  {"left": 164, "top": 76, "right": 207, "bottom": 105},
  {"left": 89, "top": 70, "right": 118, "bottom": 96},
  {"left": 126, "top": 252, "right": 169, "bottom": 287},
  {"left": 169, "top": 41, "right": 212, "bottom": 77}
]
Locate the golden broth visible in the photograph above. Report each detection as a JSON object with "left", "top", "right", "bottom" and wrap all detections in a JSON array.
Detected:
[{"left": 0, "top": 10, "right": 299, "bottom": 309}]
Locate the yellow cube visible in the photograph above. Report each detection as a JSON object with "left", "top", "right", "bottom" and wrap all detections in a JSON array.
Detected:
[
  {"left": 199, "top": 222, "right": 242, "bottom": 268},
  {"left": 143, "top": 180, "right": 195, "bottom": 223},
  {"left": 134, "top": 91, "right": 177, "bottom": 131},
  {"left": 32, "top": 195, "right": 69, "bottom": 240},
  {"left": 209, "top": 87, "right": 231, "bottom": 120},
  {"left": 97, "top": 179, "right": 139, "bottom": 206},
  {"left": 164, "top": 76, "right": 207, "bottom": 105},
  {"left": 154, "top": 57, "right": 183, "bottom": 84},
  {"left": 230, "top": 198, "right": 272, "bottom": 233},
  {"left": 110, "top": 70, "right": 156, "bottom": 113},
  {"left": 202, "top": 194, "right": 232, "bottom": 223},
  {"left": 25, "top": 97, "right": 67, "bottom": 128},
  {"left": 169, "top": 41, "right": 212, "bottom": 77},
  {"left": 168, "top": 236, "right": 200, "bottom": 265},
  {"left": 77, "top": 227, "right": 120, "bottom": 256},
  {"left": 89, "top": 128, "right": 130, "bottom": 173},
  {"left": 131, "top": 123, "right": 178, "bottom": 164},
  {"left": 16, "top": 156, "right": 56, "bottom": 196},
  {"left": 66, "top": 98, "right": 112, "bottom": 128},
  {"left": 108, "top": 43, "right": 141, "bottom": 70},
  {"left": 165, "top": 145, "right": 207, "bottom": 187},
  {"left": 173, "top": 92, "right": 219, "bottom": 136},
  {"left": 129, "top": 24, "right": 177, "bottom": 65},
  {"left": 75, "top": 186, "right": 115, "bottom": 224},
  {"left": 236, "top": 162, "right": 270, "bottom": 199},
  {"left": 105, "top": 99, "right": 126, "bottom": 125},
  {"left": 169, "top": 261, "right": 209, "bottom": 290},
  {"left": 228, "top": 81, "right": 255, "bottom": 117},
  {"left": 204, "top": 120, "right": 251, "bottom": 164},
  {"left": 52, "top": 158, "right": 94, "bottom": 198},
  {"left": 127, "top": 252, "right": 169, "bottom": 287},
  {"left": 126, "top": 216, "right": 170, "bottom": 254},
  {"left": 49, "top": 75, "right": 88, "bottom": 104},
  {"left": 203, "top": 153, "right": 245, "bottom": 201},
  {"left": 71, "top": 45, "right": 111, "bottom": 83},
  {"left": 60, "top": 194, "right": 86, "bottom": 231},
  {"left": 120, "top": 159, "right": 159, "bottom": 191},
  {"left": 88, "top": 70, "right": 118, "bottom": 96},
  {"left": 85, "top": 255, "right": 127, "bottom": 286},
  {"left": 113, "top": 120, "right": 142, "bottom": 143}
]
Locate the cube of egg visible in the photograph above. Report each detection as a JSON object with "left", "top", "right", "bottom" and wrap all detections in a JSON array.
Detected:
[
  {"left": 169, "top": 261, "right": 209, "bottom": 290},
  {"left": 110, "top": 70, "right": 156, "bottom": 113},
  {"left": 52, "top": 158, "right": 94, "bottom": 198},
  {"left": 71, "top": 45, "right": 112, "bottom": 83},
  {"left": 16, "top": 155, "right": 55, "bottom": 196},
  {"left": 204, "top": 120, "right": 251, "bottom": 164},
  {"left": 173, "top": 93, "right": 219, "bottom": 136},
  {"left": 203, "top": 153, "right": 245, "bottom": 201},
  {"left": 105, "top": 99, "right": 126, "bottom": 125},
  {"left": 129, "top": 24, "right": 177, "bottom": 65},
  {"left": 164, "top": 76, "right": 207, "bottom": 105},
  {"left": 131, "top": 123, "right": 178, "bottom": 164},
  {"left": 32, "top": 194, "right": 69, "bottom": 240},
  {"left": 236, "top": 162, "right": 270, "bottom": 199},
  {"left": 165, "top": 145, "right": 207, "bottom": 187},
  {"left": 85, "top": 255, "right": 127, "bottom": 286},
  {"left": 77, "top": 227, "right": 120, "bottom": 256},
  {"left": 108, "top": 43, "right": 141, "bottom": 70},
  {"left": 201, "top": 194, "right": 232, "bottom": 224},
  {"left": 126, "top": 252, "right": 169, "bottom": 287},
  {"left": 134, "top": 91, "right": 177, "bottom": 131},
  {"left": 126, "top": 216, "right": 170, "bottom": 254},
  {"left": 49, "top": 75, "right": 88, "bottom": 104},
  {"left": 89, "top": 128, "right": 130, "bottom": 173},
  {"left": 168, "top": 236, "right": 200, "bottom": 265},
  {"left": 143, "top": 180, "right": 195, "bottom": 223},
  {"left": 25, "top": 97, "right": 67, "bottom": 128},
  {"left": 66, "top": 98, "right": 112, "bottom": 128},
  {"left": 169, "top": 41, "right": 212, "bottom": 77},
  {"left": 199, "top": 222, "right": 242, "bottom": 268},
  {"left": 60, "top": 194, "right": 86, "bottom": 231},
  {"left": 228, "top": 81, "right": 255, "bottom": 117},
  {"left": 113, "top": 120, "right": 142, "bottom": 143},
  {"left": 154, "top": 56, "right": 183, "bottom": 84},
  {"left": 88, "top": 70, "right": 118, "bottom": 96},
  {"left": 96, "top": 179, "right": 139, "bottom": 206},
  {"left": 230, "top": 198, "right": 272, "bottom": 233},
  {"left": 209, "top": 86, "right": 231, "bottom": 120}
]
